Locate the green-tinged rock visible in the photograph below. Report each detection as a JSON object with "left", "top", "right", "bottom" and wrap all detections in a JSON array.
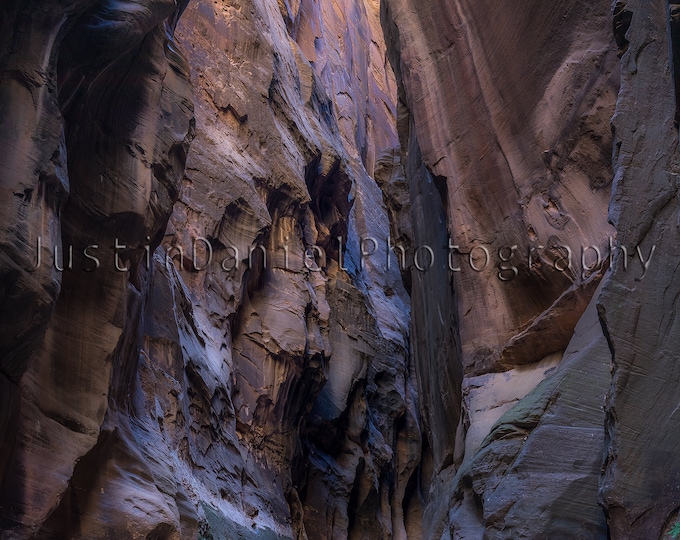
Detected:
[{"left": 200, "top": 503, "right": 292, "bottom": 540}]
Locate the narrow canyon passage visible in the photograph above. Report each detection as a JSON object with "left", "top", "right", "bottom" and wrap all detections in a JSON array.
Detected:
[{"left": 0, "top": 1, "right": 679, "bottom": 539}]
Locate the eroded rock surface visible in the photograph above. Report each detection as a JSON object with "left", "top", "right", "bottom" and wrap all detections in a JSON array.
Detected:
[
  {"left": 600, "top": 1, "right": 680, "bottom": 536},
  {"left": 379, "top": 0, "right": 624, "bottom": 538},
  {"left": 1, "top": 0, "right": 195, "bottom": 537},
  {"left": 381, "top": 0, "right": 618, "bottom": 375},
  {"left": 1, "top": 0, "right": 418, "bottom": 538},
  {"left": 2, "top": 0, "right": 679, "bottom": 538}
]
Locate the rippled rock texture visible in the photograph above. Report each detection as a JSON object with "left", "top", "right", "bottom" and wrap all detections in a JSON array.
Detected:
[
  {"left": 1, "top": 0, "right": 417, "bottom": 537},
  {"left": 2, "top": 0, "right": 679, "bottom": 538},
  {"left": 1, "top": 0, "right": 195, "bottom": 537}
]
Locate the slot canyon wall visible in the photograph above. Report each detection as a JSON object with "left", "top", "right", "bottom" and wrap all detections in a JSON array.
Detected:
[{"left": 0, "top": 0, "right": 679, "bottom": 539}]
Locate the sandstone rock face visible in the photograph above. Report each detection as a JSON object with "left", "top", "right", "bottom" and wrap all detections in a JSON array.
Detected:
[
  {"left": 378, "top": 4, "right": 621, "bottom": 526},
  {"left": 2, "top": 0, "right": 679, "bottom": 538},
  {"left": 381, "top": 0, "right": 619, "bottom": 376},
  {"left": 446, "top": 286, "right": 611, "bottom": 538},
  {"left": 600, "top": 1, "right": 680, "bottom": 537},
  {"left": 1, "top": 0, "right": 195, "bottom": 537},
  {"left": 1, "top": 0, "right": 419, "bottom": 538},
  {"left": 159, "top": 1, "right": 419, "bottom": 537},
  {"left": 380, "top": 0, "right": 680, "bottom": 538},
  {"left": 381, "top": 0, "right": 635, "bottom": 538}
]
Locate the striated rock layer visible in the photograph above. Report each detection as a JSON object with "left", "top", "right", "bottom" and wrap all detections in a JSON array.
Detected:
[
  {"left": 1, "top": 0, "right": 195, "bottom": 537},
  {"left": 380, "top": 0, "right": 680, "bottom": 538},
  {"left": 600, "top": 1, "right": 680, "bottom": 537},
  {"left": 381, "top": 0, "right": 618, "bottom": 377},
  {"left": 2, "top": 0, "right": 680, "bottom": 538},
  {"left": 1, "top": 0, "right": 418, "bottom": 538},
  {"left": 380, "top": 0, "right": 618, "bottom": 533}
]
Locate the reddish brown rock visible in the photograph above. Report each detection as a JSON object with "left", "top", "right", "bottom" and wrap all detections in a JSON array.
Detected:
[
  {"left": 2, "top": 0, "right": 418, "bottom": 537},
  {"left": 2, "top": 0, "right": 679, "bottom": 538},
  {"left": 380, "top": 0, "right": 622, "bottom": 537},
  {"left": 1, "top": 0, "right": 195, "bottom": 537},
  {"left": 382, "top": 0, "right": 618, "bottom": 375}
]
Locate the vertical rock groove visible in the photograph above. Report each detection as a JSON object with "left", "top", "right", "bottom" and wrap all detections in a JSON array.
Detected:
[
  {"left": 379, "top": 0, "right": 620, "bottom": 537},
  {"left": 669, "top": 1, "right": 680, "bottom": 126},
  {"left": 600, "top": 1, "right": 680, "bottom": 537}
]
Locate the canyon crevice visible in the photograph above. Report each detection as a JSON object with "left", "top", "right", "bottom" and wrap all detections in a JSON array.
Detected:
[{"left": 1, "top": 0, "right": 679, "bottom": 538}]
